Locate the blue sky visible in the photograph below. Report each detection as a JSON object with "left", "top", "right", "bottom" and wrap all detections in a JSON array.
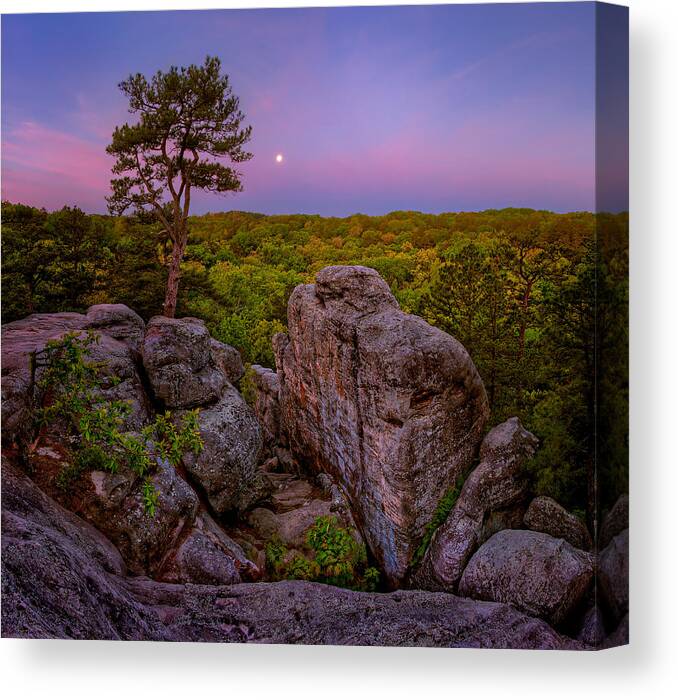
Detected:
[{"left": 1, "top": 2, "right": 628, "bottom": 215}]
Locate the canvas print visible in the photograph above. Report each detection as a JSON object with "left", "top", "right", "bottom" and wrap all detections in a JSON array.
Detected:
[{"left": 0, "top": 2, "right": 628, "bottom": 649}]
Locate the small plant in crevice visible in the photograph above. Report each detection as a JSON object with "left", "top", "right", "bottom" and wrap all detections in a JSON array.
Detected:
[
  {"left": 264, "top": 515, "right": 381, "bottom": 591},
  {"left": 32, "top": 330, "right": 203, "bottom": 516},
  {"left": 410, "top": 474, "right": 466, "bottom": 570}
]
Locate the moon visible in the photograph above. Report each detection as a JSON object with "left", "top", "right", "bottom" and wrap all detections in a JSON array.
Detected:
[{"left": 275, "top": 153, "right": 284, "bottom": 163}]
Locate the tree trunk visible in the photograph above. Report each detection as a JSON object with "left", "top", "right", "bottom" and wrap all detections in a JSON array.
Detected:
[{"left": 162, "top": 237, "right": 186, "bottom": 318}]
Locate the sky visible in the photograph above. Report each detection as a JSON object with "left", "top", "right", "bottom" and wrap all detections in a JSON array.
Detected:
[{"left": 1, "top": 3, "right": 628, "bottom": 216}]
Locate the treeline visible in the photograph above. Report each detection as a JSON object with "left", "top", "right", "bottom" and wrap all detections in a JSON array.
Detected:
[{"left": 1, "top": 202, "right": 628, "bottom": 525}]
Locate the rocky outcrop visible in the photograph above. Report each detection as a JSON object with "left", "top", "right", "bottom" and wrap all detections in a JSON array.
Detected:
[
  {"left": 27, "top": 440, "right": 199, "bottom": 575},
  {"left": 599, "top": 494, "right": 629, "bottom": 549},
  {"left": 142, "top": 316, "right": 227, "bottom": 409},
  {"left": 2, "top": 305, "right": 264, "bottom": 582},
  {"left": 458, "top": 529, "right": 595, "bottom": 626},
  {"left": 1, "top": 461, "right": 584, "bottom": 649},
  {"left": 210, "top": 338, "right": 245, "bottom": 384},
  {"left": 1, "top": 306, "right": 149, "bottom": 443},
  {"left": 84, "top": 304, "right": 146, "bottom": 353},
  {"left": 274, "top": 265, "right": 489, "bottom": 586},
  {"left": 157, "top": 512, "right": 258, "bottom": 586},
  {"left": 598, "top": 528, "right": 629, "bottom": 624},
  {"left": 174, "top": 383, "right": 263, "bottom": 515},
  {"left": 411, "top": 417, "right": 537, "bottom": 592},
  {"left": 524, "top": 496, "right": 593, "bottom": 551},
  {"left": 250, "top": 365, "right": 282, "bottom": 452},
  {"left": 2, "top": 312, "right": 86, "bottom": 444}
]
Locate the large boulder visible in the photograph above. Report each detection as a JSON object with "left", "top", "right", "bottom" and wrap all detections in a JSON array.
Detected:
[
  {"left": 598, "top": 528, "right": 629, "bottom": 624},
  {"left": 209, "top": 338, "right": 245, "bottom": 384},
  {"left": 411, "top": 417, "right": 537, "bottom": 592},
  {"left": 524, "top": 496, "right": 592, "bottom": 551},
  {"left": 157, "top": 512, "right": 259, "bottom": 586},
  {"left": 1, "top": 461, "right": 584, "bottom": 649},
  {"left": 84, "top": 304, "right": 145, "bottom": 353},
  {"left": 274, "top": 265, "right": 489, "bottom": 586},
  {"left": 141, "top": 316, "right": 227, "bottom": 408},
  {"left": 174, "top": 383, "right": 263, "bottom": 515},
  {"left": 458, "top": 529, "right": 595, "bottom": 626}
]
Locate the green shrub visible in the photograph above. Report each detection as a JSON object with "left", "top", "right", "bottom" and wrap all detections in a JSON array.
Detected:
[
  {"left": 239, "top": 364, "right": 258, "bottom": 407},
  {"left": 33, "top": 331, "right": 203, "bottom": 516},
  {"left": 264, "top": 515, "right": 381, "bottom": 591}
]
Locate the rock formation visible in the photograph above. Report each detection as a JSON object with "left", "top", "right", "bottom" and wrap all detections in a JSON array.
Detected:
[
  {"left": 250, "top": 364, "right": 282, "bottom": 453},
  {"left": 1, "top": 278, "right": 628, "bottom": 648},
  {"left": 1, "top": 305, "right": 148, "bottom": 443},
  {"left": 524, "top": 496, "right": 593, "bottom": 551},
  {"left": 173, "top": 383, "right": 263, "bottom": 515},
  {"left": 141, "top": 316, "right": 227, "bottom": 409},
  {"left": 273, "top": 265, "right": 489, "bottom": 586},
  {"left": 0, "top": 460, "right": 583, "bottom": 649},
  {"left": 411, "top": 417, "right": 537, "bottom": 592},
  {"left": 1, "top": 305, "right": 261, "bottom": 585},
  {"left": 458, "top": 529, "right": 595, "bottom": 626}
]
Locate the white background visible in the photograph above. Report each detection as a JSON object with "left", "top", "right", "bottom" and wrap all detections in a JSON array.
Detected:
[{"left": 1, "top": 0, "right": 676, "bottom": 698}]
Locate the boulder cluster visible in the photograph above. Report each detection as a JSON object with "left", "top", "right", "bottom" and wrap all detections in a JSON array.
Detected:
[{"left": 1, "top": 266, "right": 628, "bottom": 649}]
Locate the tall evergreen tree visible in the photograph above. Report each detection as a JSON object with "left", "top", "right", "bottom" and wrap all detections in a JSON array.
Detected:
[{"left": 106, "top": 56, "right": 252, "bottom": 317}]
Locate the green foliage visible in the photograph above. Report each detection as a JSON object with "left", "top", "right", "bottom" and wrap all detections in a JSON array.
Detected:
[
  {"left": 3, "top": 203, "right": 628, "bottom": 523},
  {"left": 34, "top": 332, "right": 203, "bottom": 515},
  {"left": 106, "top": 55, "right": 253, "bottom": 316},
  {"left": 264, "top": 534, "right": 287, "bottom": 577},
  {"left": 239, "top": 365, "right": 259, "bottom": 407},
  {"left": 1, "top": 203, "right": 111, "bottom": 320},
  {"left": 410, "top": 478, "right": 464, "bottom": 569},
  {"left": 264, "top": 516, "right": 381, "bottom": 591}
]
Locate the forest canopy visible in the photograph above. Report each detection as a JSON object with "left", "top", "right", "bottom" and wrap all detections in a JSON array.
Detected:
[{"left": 1, "top": 202, "right": 628, "bottom": 523}]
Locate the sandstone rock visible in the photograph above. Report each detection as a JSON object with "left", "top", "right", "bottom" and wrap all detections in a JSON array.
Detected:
[
  {"left": 73, "top": 331, "right": 152, "bottom": 431},
  {"left": 411, "top": 417, "right": 537, "bottom": 592},
  {"left": 524, "top": 496, "right": 593, "bottom": 551},
  {"left": 598, "top": 528, "right": 629, "bottom": 624},
  {"left": 142, "top": 316, "right": 227, "bottom": 408},
  {"left": 175, "top": 383, "right": 262, "bottom": 515},
  {"left": 158, "top": 512, "right": 258, "bottom": 586},
  {"left": 1, "top": 460, "right": 586, "bottom": 648},
  {"left": 250, "top": 365, "right": 282, "bottom": 451},
  {"left": 274, "top": 265, "right": 489, "bottom": 586},
  {"left": 599, "top": 494, "right": 629, "bottom": 549},
  {"left": 1, "top": 308, "right": 151, "bottom": 443},
  {"left": 210, "top": 338, "right": 245, "bottom": 384},
  {"left": 247, "top": 507, "right": 280, "bottom": 541},
  {"left": 276, "top": 499, "right": 337, "bottom": 549},
  {"left": 271, "top": 479, "right": 313, "bottom": 511},
  {"left": 458, "top": 529, "right": 594, "bottom": 626},
  {"left": 2, "top": 458, "right": 125, "bottom": 577},
  {"left": 85, "top": 304, "right": 145, "bottom": 353},
  {"left": 27, "top": 441, "right": 199, "bottom": 575},
  {"left": 1, "top": 312, "right": 87, "bottom": 444}
]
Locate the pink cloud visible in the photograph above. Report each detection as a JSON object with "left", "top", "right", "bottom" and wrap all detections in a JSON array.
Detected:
[{"left": 2, "top": 121, "right": 112, "bottom": 209}]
